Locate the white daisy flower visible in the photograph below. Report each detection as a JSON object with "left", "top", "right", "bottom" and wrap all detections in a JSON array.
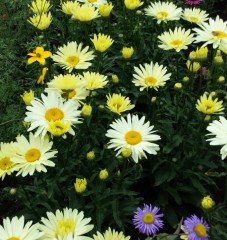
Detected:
[
  {"left": 206, "top": 116, "right": 227, "bottom": 160},
  {"left": 0, "top": 142, "right": 17, "bottom": 180},
  {"left": 93, "top": 227, "right": 130, "bottom": 240},
  {"left": 158, "top": 27, "right": 194, "bottom": 52},
  {"left": 25, "top": 92, "right": 82, "bottom": 138},
  {"left": 0, "top": 216, "right": 43, "bottom": 240},
  {"left": 39, "top": 207, "right": 94, "bottom": 240},
  {"left": 52, "top": 41, "right": 95, "bottom": 72},
  {"left": 106, "top": 114, "right": 161, "bottom": 163},
  {"left": 181, "top": 7, "right": 209, "bottom": 25},
  {"left": 193, "top": 15, "right": 227, "bottom": 53},
  {"left": 145, "top": 1, "right": 182, "bottom": 24},
  {"left": 12, "top": 132, "right": 57, "bottom": 177},
  {"left": 46, "top": 74, "right": 89, "bottom": 106},
  {"left": 132, "top": 61, "right": 171, "bottom": 91}
]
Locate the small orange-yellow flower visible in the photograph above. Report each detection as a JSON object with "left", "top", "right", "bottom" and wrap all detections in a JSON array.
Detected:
[
  {"left": 37, "top": 67, "right": 48, "bottom": 84},
  {"left": 99, "top": 3, "right": 113, "bottom": 17},
  {"left": 27, "top": 47, "right": 52, "bottom": 65}
]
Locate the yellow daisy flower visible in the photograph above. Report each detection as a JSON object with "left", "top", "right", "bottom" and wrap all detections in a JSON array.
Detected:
[
  {"left": 27, "top": 46, "right": 52, "bottom": 65},
  {"left": 29, "top": 0, "right": 51, "bottom": 14},
  {"left": 196, "top": 92, "right": 224, "bottom": 115},
  {"left": 106, "top": 93, "right": 135, "bottom": 115},
  {"left": 37, "top": 67, "right": 48, "bottom": 84},
  {"left": 182, "top": 7, "right": 209, "bottom": 25},
  {"left": 158, "top": 27, "right": 194, "bottom": 52},
  {"left": 81, "top": 71, "right": 108, "bottom": 90},
  {"left": 124, "top": 0, "right": 143, "bottom": 10},
  {"left": 21, "top": 90, "right": 35, "bottom": 105},
  {"left": 90, "top": 33, "right": 114, "bottom": 52},
  {"left": 99, "top": 3, "right": 114, "bottom": 17},
  {"left": 62, "top": 1, "right": 79, "bottom": 15},
  {"left": 28, "top": 12, "right": 52, "bottom": 30},
  {"left": 71, "top": 4, "right": 100, "bottom": 22}
]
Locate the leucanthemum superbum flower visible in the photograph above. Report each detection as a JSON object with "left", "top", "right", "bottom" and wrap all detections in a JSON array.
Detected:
[
  {"left": 81, "top": 71, "right": 108, "bottom": 90},
  {"left": 93, "top": 227, "right": 130, "bottom": 240},
  {"left": 193, "top": 15, "right": 227, "bottom": 53},
  {"left": 61, "top": 1, "right": 79, "bottom": 15},
  {"left": 196, "top": 92, "right": 224, "bottom": 115},
  {"left": 106, "top": 114, "right": 161, "bottom": 163},
  {"left": 0, "top": 216, "right": 43, "bottom": 240},
  {"left": 29, "top": 0, "right": 51, "bottom": 14},
  {"left": 182, "top": 215, "right": 209, "bottom": 240},
  {"left": 206, "top": 116, "right": 227, "bottom": 160},
  {"left": 132, "top": 61, "right": 171, "bottom": 91},
  {"left": 106, "top": 93, "right": 135, "bottom": 115},
  {"left": 133, "top": 204, "right": 164, "bottom": 236},
  {"left": 46, "top": 74, "right": 89, "bottom": 104},
  {"left": 71, "top": 4, "right": 100, "bottom": 22},
  {"left": 90, "top": 33, "right": 114, "bottom": 52},
  {"left": 158, "top": 27, "right": 194, "bottom": 52},
  {"left": 182, "top": 8, "right": 209, "bottom": 25},
  {"left": 0, "top": 142, "right": 17, "bottom": 180},
  {"left": 52, "top": 41, "right": 95, "bottom": 72},
  {"left": 28, "top": 12, "right": 52, "bottom": 30},
  {"left": 12, "top": 133, "right": 57, "bottom": 177},
  {"left": 24, "top": 92, "right": 82, "bottom": 138},
  {"left": 39, "top": 207, "right": 94, "bottom": 240},
  {"left": 78, "top": 0, "right": 107, "bottom": 7},
  {"left": 145, "top": 1, "right": 182, "bottom": 24}
]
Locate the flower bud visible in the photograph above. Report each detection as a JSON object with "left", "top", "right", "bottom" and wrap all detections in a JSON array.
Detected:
[{"left": 99, "top": 169, "right": 109, "bottom": 180}]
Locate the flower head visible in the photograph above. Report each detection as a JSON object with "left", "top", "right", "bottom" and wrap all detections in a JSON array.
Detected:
[
  {"left": 132, "top": 61, "right": 171, "bottom": 91},
  {"left": 182, "top": 215, "right": 209, "bottom": 240},
  {"left": 99, "top": 3, "right": 113, "bottom": 17},
  {"left": 29, "top": 0, "right": 51, "bottom": 14},
  {"left": 52, "top": 41, "right": 95, "bottom": 72},
  {"left": 81, "top": 71, "right": 108, "bottom": 90},
  {"left": 93, "top": 227, "right": 130, "bottom": 240},
  {"left": 62, "top": 1, "right": 79, "bottom": 15},
  {"left": 21, "top": 90, "right": 35, "bottom": 105},
  {"left": 106, "top": 114, "right": 161, "bottom": 163},
  {"left": 27, "top": 46, "right": 52, "bottom": 65},
  {"left": 28, "top": 12, "right": 52, "bottom": 30},
  {"left": 37, "top": 67, "right": 48, "bottom": 84},
  {"left": 12, "top": 133, "right": 57, "bottom": 177},
  {"left": 0, "top": 216, "right": 43, "bottom": 240},
  {"left": 24, "top": 92, "right": 82, "bottom": 138},
  {"left": 71, "top": 4, "right": 100, "bottom": 22},
  {"left": 87, "top": 151, "right": 95, "bottom": 160},
  {"left": 145, "top": 1, "right": 182, "bottom": 24},
  {"left": 186, "top": 60, "right": 201, "bottom": 72},
  {"left": 196, "top": 92, "right": 224, "bottom": 115},
  {"left": 158, "top": 27, "right": 194, "bottom": 52},
  {"left": 206, "top": 116, "right": 227, "bottom": 160},
  {"left": 124, "top": 0, "right": 143, "bottom": 10},
  {"left": 122, "top": 47, "right": 134, "bottom": 59},
  {"left": 46, "top": 74, "right": 88, "bottom": 104},
  {"left": 74, "top": 178, "right": 87, "bottom": 193},
  {"left": 189, "top": 47, "right": 208, "bottom": 61},
  {"left": 39, "top": 207, "right": 94, "bottom": 239},
  {"left": 106, "top": 93, "right": 135, "bottom": 115},
  {"left": 133, "top": 204, "right": 164, "bottom": 236},
  {"left": 91, "top": 33, "right": 114, "bottom": 52},
  {"left": 193, "top": 16, "right": 227, "bottom": 54},
  {"left": 99, "top": 169, "right": 109, "bottom": 180},
  {"left": 0, "top": 142, "right": 17, "bottom": 180},
  {"left": 182, "top": 8, "right": 209, "bottom": 25},
  {"left": 201, "top": 195, "right": 215, "bottom": 209}
]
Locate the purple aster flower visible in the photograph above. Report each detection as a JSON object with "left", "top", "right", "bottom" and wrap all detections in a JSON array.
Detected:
[
  {"left": 133, "top": 204, "right": 164, "bottom": 236},
  {"left": 185, "top": 0, "right": 203, "bottom": 5},
  {"left": 182, "top": 214, "right": 209, "bottom": 240}
]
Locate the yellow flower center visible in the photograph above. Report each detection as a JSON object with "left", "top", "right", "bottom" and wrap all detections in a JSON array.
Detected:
[
  {"left": 171, "top": 39, "right": 183, "bottom": 48},
  {"left": 157, "top": 11, "right": 168, "bottom": 19},
  {"left": 55, "top": 219, "right": 76, "bottom": 238},
  {"left": 88, "top": 0, "right": 97, "bottom": 2},
  {"left": 25, "top": 148, "right": 41, "bottom": 162},
  {"left": 45, "top": 108, "right": 64, "bottom": 121},
  {"left": 7, "top": 237, "right": 20, "bottom": 240},
  {"left": 143, "top": 213, "right": 155, "bottom": 224},
  {"left": 212, "top": 30, "right": 227, "bottom": 39},
  {"left": 145, "top": 76, "right": 157, "bottom": 86},
  {"left": 125, "top": 130, "right": 142, "bottom": 145},
  {"left": 0, "top": 157, "right": 13, "bottom": 170},
  {"left": 194, "top": 223, "right": 207, "bottom": 237},
  {"left": 190, "top": 16, "right": 198, "bottom": 23},
  {"left": 67, "top": 56, "right": 80, "bottom": 66},
  {"left": 36, "top": 53, "right": 41, "bottom": 58}
]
